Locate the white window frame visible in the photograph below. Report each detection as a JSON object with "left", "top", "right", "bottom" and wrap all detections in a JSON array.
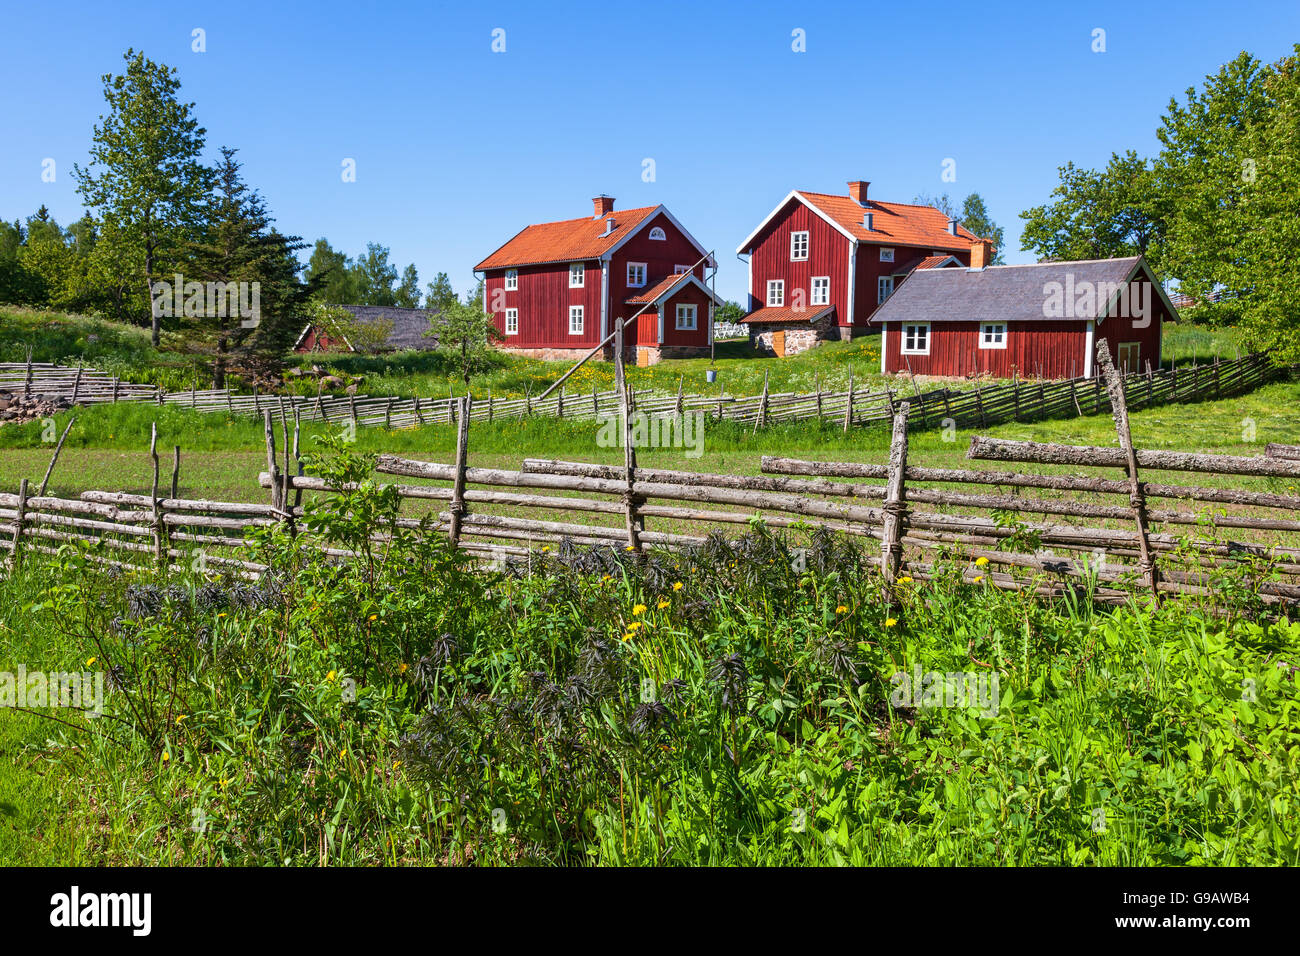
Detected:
[
  {"left": 979, "top": 322, "right": 1006, "bottom": 349},
  {"left": 901, "top": 322, "right": 930, "bottom": 355},
  {"left": 810, "top": 276, "right": 830, "bottom": 307},
  {"left": 675, "top": 303, "right": 697, "bottom": 331},
  {"left": 766, "top": 280, "right": 785, "bottom": 307},
  {"left": 504, "top": 269, "right": 518, "bottom": 291},
  {"left": 627, "top": 262, "right": 647, "bottom": 288},
  {"left": 569, "top": 262, "right": 584, "bottom": 288},
  {"left": 649, "top": 227, "right": 667, "bottom": 240},
  {"left": 790, "top": 231, "right": 809, "bottom": 261},
  {"left": 879, "top": 247, "right": 895, "bottom": 263},
  {"left": 504, "top": 308, "right": 518, "bottom": 336},
  {"left": 878, "top": 275, "right": 894, "bottom": 304},
  {"left": 568, "top": 305, "right": 584, "bottom": 335}
]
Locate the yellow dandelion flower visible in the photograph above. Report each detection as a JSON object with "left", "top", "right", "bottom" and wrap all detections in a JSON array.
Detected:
[
  {"left": 835, "top": 605, "right": 848, "bottom": 614},
  {"left": 340, "top": 749, "right": 347, "bottom": 758},
  {"left": 974, "top": 575, "right": 985, "bottom": 583},
  {"left": 898, "top": 575, "right": 913, "bottom": 583},
  {"left": 161, "top": 752, "right": 170, "bottom": 762},
  {"left": 627, "top": 621, "right": 643, "bottom": 631},
  {"left": 657, "top": 599, "right": 670, "bottom": 609},
  {"left": 393, "top": 761, "right": 402, "bottom": 770},
  {"left": 326, "top": 670, "right": 337, "bottom": 682},
  {"left": 975, "top": 556, "right": 989, "bottom": 567},
  {"left": 85, "top": 657, "right": 96, "bottom": 667},
  {"left": 885, "top": 617, "right": 898, "bottom": 627},
  {"left": 368, "top": 614, "right": 377, "bottom": 621},
  {"left": 399, "top": 662, "right": 408, "bottom": 673},
  {"left": 622, "top": 632, "right": 635, "bottom": 642},
  {"left": 632, "top": 604, "right": 647, "bottom": 616},
  {"left": 175, "top": 714, "right": 187, "bottom": 724},
  {"left": 672, "top": 581, "right": 683, "bottom": 591}
]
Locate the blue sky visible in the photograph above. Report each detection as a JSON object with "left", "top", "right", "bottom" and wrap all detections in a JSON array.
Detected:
[{"left": 2, "top": 0, "right": 1297, "bottom": 304}]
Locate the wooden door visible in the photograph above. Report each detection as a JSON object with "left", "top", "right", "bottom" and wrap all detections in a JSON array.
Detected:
[{"left": 772, "top": 329, "right": 786, "bottom": 357}]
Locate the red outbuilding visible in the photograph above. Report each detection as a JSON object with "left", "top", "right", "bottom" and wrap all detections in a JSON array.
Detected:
[
  {"left": 735, "top": 181, "right": 991, "bottom": 353},
  {"left": 869, "top": 256, "right": 1176, "bottom": 379},
  {"left": 475, "top": 196, "right": 718, "bottom": 365}
]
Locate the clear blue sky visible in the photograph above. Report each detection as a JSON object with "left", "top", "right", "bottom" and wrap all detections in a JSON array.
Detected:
[{"left": 2, "top": 0, "right": 1297, "bottom": 304}]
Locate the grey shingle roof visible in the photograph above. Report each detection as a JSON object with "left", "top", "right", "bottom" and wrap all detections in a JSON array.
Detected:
[
  {"left": 870, "top": 256, "right": 1159, "bottom": 325},
  {"left": 337, "top": 305, "right": 440, "bottom": 350}
]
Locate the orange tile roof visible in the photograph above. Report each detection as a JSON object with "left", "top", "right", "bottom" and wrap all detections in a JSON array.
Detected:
[
  {"left": 797, "top": 191, "right": 985, "bottom": 250},
  {"left": 475, "top": 205, "right": 660, "bottom": 270},
  {"left": 740, "top": 305, "right": 835, "bottom": 325},
  {"left": 624, "top": 272, "right": 690, "bottom": 305}
]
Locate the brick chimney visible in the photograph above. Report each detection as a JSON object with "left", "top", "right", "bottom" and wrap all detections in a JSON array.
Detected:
[
  {"left": 593, "top": 195, "right": 615, "bottom": 218},
  {"left": 848, "top": 181, "right": 870, "bottom": 206},
  {"left": 970, "top": 239, "right": 993, "bottom": 269}
]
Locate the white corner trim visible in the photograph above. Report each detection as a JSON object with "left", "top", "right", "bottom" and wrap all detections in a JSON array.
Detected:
[{"left": 1084, "top": 319, "right": 1096, "bottom": 377}]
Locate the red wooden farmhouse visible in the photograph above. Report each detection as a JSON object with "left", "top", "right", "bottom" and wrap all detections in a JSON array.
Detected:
[
  {"left": 869, "top": 255, "right": 1175, "bottom": 379},
  {"left": 735, "top": 181, "right": 993, "bottom": 356},
  {"left": 475, "top": 196, "right": 719, "bottom": 365}
]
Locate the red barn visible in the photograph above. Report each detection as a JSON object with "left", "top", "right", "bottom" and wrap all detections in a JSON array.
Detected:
[
  {"left": 735, "top": 181, "right": 991, "bottom": 353},
  {"left": 869, "top": 256, "right": 1176, "bottom": 379},
  {"left": 475, "top": 196, "right": 718, "bottom": 365}
]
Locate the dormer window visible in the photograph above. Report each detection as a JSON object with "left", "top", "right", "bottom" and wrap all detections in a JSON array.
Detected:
[
  {"left": 790, "top": 231, "right": 809, "bottom": 261},
  {"left": 569, "top": 263, "right": 584, "bottom": 288},
  {"left": 879, "top": 247, "right": 895, "bottom": 263},
  {"left": 504, "top": 269, "right": 518, "bottom": 290},
  {"left": 648, "top": 227, "right": 667, "bottom": 241}
]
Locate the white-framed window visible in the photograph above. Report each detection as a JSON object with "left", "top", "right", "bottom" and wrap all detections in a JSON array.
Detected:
[
  {"left": 766, "top": 279, "right": 785, "bottom": 307},
  {"left": 627, "top": 262, "right": 647, "bottom": 288},
  {"left": 979, "top": 322, "right": 1006, "bottom": 349},
  {"left": 878, "top": 275, "right": 894, "bottom": 304},
  {"left": 879, "top": 247, "right": 895, "bottom": 263},
  {"left": 569, "top": 262, "right": 584, "bottom": 288},
  {"left": 649, "top": 227, "right": 667, "bottom": 240},
  {"left": 902, "top": 323, "right": 930, "bottom": 355},
  {"left": 675, "top": 264, "right": 692, "bottom": 275},
  {"left": 675, "top": 303, "right": 697, "bottom": 330},
  {"left": 504, "top": 269, "right": 518, "bottom": 291},
  {"left": 504, "top": 308, "right": 518, "bottom": 335},
  {"left": 790, "top": 231, "right": 809, "bottom": 261},
  {"left": 810, "top": 276, "right": 830, "bottom": 306},
  {"left": 568, "top": 305, "right": 584, "bottom": 335}
]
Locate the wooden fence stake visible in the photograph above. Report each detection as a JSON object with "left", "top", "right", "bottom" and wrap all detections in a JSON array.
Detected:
[
  {"left": 756, "top": 370, "right": 769, "bottom": 430},
  {"left": 447, "top": 396, "right": 472, "bottom": 548},
  {"left": 263, "top": 410, "right": 281, "bottom": 512},
  {"left": 71, "top": 362, "right": 83, "bottom": 405},
  {"left": 10, "top": 478, "right": 28, "bottom": 569},
  {"left": 880, "top": 402, "right": 911, "bottom": 598},
  {"left": 843, "top": 369, "right": 854, "bottom": 433},
  {"left": 1097, "top": 340, "right": 1160, "bottom": 606},
  {"left": 37, "top": 416, "right": 76, "bottom": 496},
  {"left": 149, "top": 424, "right": 167, "bottom": 569},
  {"left": 171, "top": 445, "right": 180, "bottom": 500}
]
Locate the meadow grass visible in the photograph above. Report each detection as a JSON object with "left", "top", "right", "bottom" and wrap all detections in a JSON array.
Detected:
[{"left": 0, "top": 463, "right": 1295, "bottom": 866}]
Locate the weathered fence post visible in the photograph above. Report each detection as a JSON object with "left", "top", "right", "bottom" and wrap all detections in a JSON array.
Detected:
[
  {"left": 880, "top": 402, "right": 911, "bottom": 599},
  {"left": 613, "top": 317, "right": 626, "bottom": 395},
  {"left": 447, "top": 396, "right": 472, "bottom": 549},
  {"left": 149, "top": 424, "right": 167, "bottom": 570},
  {"left": 620, "top": 381, "right": 643, "bottom": 554},
  {"left": 263, "top": 410, "right": 281, "bottom": 512},
  {"left": 71, "top": 362, "right": 83, "bottom": 405},
  {"left": 37, "top": 416, "right": 76, "bottom": 496},
  {"left": 171, "top": 445, "right": 180, "bottom": 500},
  {"left": 843, "top": 369, "right": 855, "bottom": 433},
  {"left": 21, "top": 349, "right": 32, "bottom": 400},
  {"left": 10, "top": 478, "right": 28, "bottom": 569},
  {"left": 756, "top": 370, "right": 770, "bottom": 430},
  {"left": 1097, "top": 340, "right": 1160, "bottom": 606}
]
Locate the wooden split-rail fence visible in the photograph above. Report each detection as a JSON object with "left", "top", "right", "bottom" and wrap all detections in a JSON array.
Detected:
[{"left": 1, "top": 348, "right": 1284, "bottom": 434}]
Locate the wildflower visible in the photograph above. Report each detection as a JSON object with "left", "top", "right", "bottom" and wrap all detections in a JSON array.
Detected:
[
  {"left": 542, "top": 546, "right": 549, "bottom": 552},
  {"left": 632, "top": 603, "right": 647, "bottom": 616},
  {"left": 398, "top": 662, "right": 408, "bottom": 674},
  {"left": 898, "top": 575, "right": 913, "bottom": 584},
  {"left": 627, "top": 621, "right": 643, "bottom": 632},
  {"left": 219, "top": 778, "right": 229, "bottom": 789},
  {"left": 672, "top": 581, "right": 683, "bottom": 591},
  {"left": 625, "top": 546, "right": 636, "bottom": 552},
  {"left": 975, "top": 556, "right": 989, "bottom": 567},
  {"left": 657, "top": 599, "right": 671, "bottom": 609},
  {"left": 216, "top": 612, "right": 226, "bottom": 619},
  {"left": 368, "top": 614, "right": 377, "bottom": 621},
  {"left": 884, "top": 618, "right": 898, "bottom": 627},
  {"left": 835, "top": 605, "right": 848, "bottom": 614},
  {"left": 175, "top": 714, "right": 187, "bottom": 724},
  {"left": 340, "top": 749, "right": 347, "bottom": 758},
  {"left": 622, "top": 632, "right": 636, "bottom": 642},
  {"left": 392, "top": 761, "right": 402, "bottom": 770},
  {"left": 161, "top": 752, "right": 170, "bottom": 762},
  {"left": 326, "top": 670, "right": 337, "bottom": 682},
  {"left": 85, "top": 657, "right": 96, "bottom": 667}
]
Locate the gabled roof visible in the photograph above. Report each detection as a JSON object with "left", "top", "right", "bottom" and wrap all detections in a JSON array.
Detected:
[
  {"left": 869, "top": 256, "right": 1179, "bottom": 325},
  {"left": 295, "top": 305, "right": 440, "bottom": 352},
  {"left": 740, "top": 305, "right": 835, "bottom": 325},
  {"left": 624, "top": 272, "right": 725, "bottom": 307},
  {"left": 736, "top": 189, "right": 985, "bottom": 254}
]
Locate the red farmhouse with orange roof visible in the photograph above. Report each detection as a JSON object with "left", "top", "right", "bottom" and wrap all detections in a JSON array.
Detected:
[
  {"left": 475, "top": 196, "right": 720, "bottom": 365},
  {"left": 735, "top": 181, "right": 995, "bottom": 356}
]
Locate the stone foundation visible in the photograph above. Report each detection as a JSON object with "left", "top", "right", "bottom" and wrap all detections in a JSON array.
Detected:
[
  {"left": 748, "top": 315, "right": 836, "bottom": 357},
  {"left": 633, "top": 345, "right": 710, "bottom": 366},
  {"left": 497, "top": 346, "right": 600, "bottom": 362}
]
